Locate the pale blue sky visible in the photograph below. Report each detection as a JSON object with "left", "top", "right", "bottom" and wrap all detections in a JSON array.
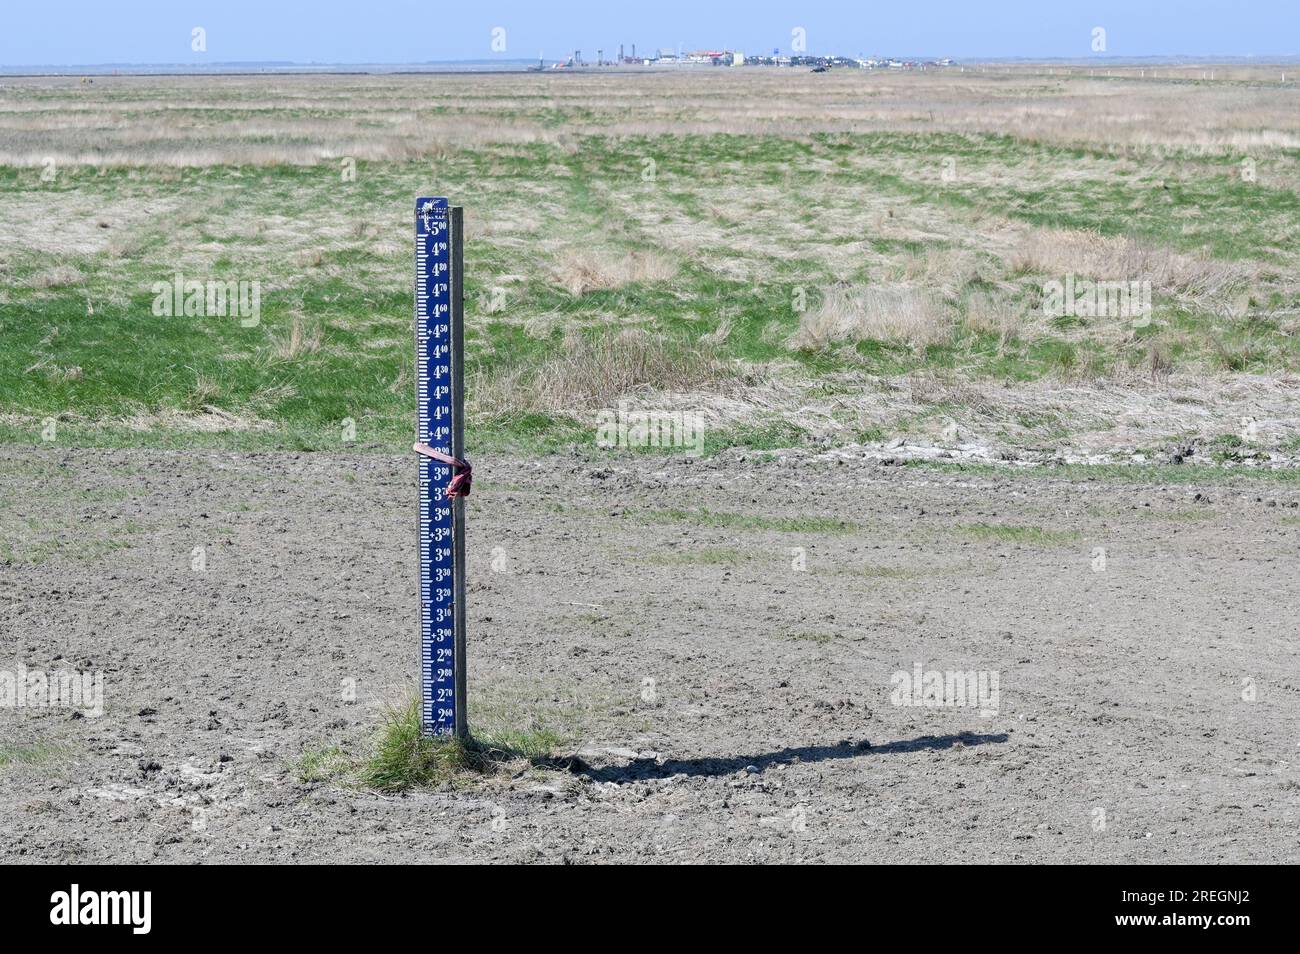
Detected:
[{"left": 1, "top": 1, "right": 1295, "bottom": 66}]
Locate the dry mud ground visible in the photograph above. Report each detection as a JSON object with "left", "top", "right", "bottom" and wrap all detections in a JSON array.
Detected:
[{"left": 2, "top": 445, "right": 1299, "bottom": 864}]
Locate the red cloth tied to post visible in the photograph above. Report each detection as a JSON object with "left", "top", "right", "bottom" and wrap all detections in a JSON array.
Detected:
[{"left": 413, "top": 442, "right": 473, "bottom": 498}]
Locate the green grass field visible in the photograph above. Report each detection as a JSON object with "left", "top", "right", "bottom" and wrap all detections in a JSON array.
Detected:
[{"left": 3, "top": 69, "right": 1299, "bottom": 464}]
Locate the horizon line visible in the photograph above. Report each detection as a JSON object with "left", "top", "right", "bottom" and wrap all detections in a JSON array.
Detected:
[{"left": 5, "top": 53, "right": 1300, "bottom": 73}]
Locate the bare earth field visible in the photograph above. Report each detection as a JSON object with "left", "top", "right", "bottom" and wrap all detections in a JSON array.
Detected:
[{"left": 3, "top": 445, "right": 1299, "bottom": 863}]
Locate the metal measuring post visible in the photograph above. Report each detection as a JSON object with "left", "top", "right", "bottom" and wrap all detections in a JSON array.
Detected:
[{"left": 414, "top": 197, "right": 469, "bottom": 739}]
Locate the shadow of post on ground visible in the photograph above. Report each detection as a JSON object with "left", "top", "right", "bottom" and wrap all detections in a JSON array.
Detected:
[{"left": 542, "top": 732, "right": 1010, "bottom": 784}]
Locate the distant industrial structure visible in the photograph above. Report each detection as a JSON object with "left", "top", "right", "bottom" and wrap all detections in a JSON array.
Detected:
[{"left": 545, "top": 46, "right": 956, "bottom": 71}]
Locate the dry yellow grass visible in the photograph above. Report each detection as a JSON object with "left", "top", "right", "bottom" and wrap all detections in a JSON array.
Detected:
[
  {"left": 26, "top": 265, "right": 84, "bottom": 289},
  {"left": 266, "top": 315, "right": 323, "bottom": 362},
  {"left": 789, "top": 285, "right": 952, "bottom": 351},
  {"left": 1010, "top": 228, "right": 1255, "bottom": 304},
  {"left": 898, "top": 247, "right": 981, "bottom": 296},
  {"left": 473, "top": 327, "right": 735, "bottom": 416},
  {"left": 963, "top": 292, "right": 1023, "bottom": 349},
  {"left": 551, "top": 249, "right": 677, "bottom": 296}
]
